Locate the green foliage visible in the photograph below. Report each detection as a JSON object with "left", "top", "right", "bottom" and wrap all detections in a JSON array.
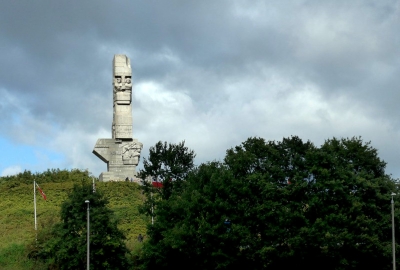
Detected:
[
  {"left": 0, "top": 243, "right": 47, "bottom": 270},
  {"left": 140, "top": 136, "right": 399, "bottom": 269},
  {"left": 38, "top": 180, "right": 131, "bottom": 269},
  {"left": 0, "top": 169, "right": 147, "bottom": 269},
  {"left": 138, "top": 140, "right": 196, "bottom": 229},
  {"left": 137, "top": 140, "right": 196, "bottom": 269},
  {"left": 0, "top": 168, "right": 90, "bottom": 185},
  {"left": 1, "top": 137, "right": 399, "bottom": 269},
  {"left": 139, "top": 140, "right": 196, "bottom": 200}
]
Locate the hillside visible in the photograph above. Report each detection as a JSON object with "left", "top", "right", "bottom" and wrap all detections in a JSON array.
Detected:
[{"left": 0, "top": 169, "right": 148, "bottom": 269}]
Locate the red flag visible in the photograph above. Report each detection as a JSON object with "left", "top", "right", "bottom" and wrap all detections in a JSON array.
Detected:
[
  {"left": 36, "top": 183, "right": 47, "bottom": 200},
  {"left": 152, "top": 181, "right": 163, "bottom": 188}
]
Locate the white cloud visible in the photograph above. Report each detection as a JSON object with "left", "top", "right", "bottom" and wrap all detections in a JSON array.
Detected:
[{"left": 1, "top": 165, "right": 23, "bottom": 177}]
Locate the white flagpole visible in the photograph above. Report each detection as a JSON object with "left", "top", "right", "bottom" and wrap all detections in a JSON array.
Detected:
[
  {"left": 34, "top": 180, "right": 37, "bottom": 231},
  {"left": 151, "top": 192, "right": 154, "bottom": 225}
]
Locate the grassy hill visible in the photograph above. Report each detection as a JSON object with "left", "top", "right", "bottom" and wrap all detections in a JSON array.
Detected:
[{"left": 0, "top": 169, "right": 148, "bottom": 269}]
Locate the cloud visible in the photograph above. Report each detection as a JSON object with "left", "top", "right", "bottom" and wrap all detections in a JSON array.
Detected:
[
  {"left": 1, "top": 1, "right": 400, "bottom": 178},
  {"left": 1, "top": 166, "right": 23, "bottom": 177}
]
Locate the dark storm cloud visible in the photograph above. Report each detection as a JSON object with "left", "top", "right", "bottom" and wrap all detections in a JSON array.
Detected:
[
  {"left": 0, "top": 1, "right": 245, "bottom": 127},
  {"left": 0, "top": 1, "right": 239, "bottom": 131},
  {"left": 1, "top": 0, "right": 400, "bottom": 177}
]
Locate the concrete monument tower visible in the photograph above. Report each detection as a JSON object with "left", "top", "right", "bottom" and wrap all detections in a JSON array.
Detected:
[{"left": 93, "top": 55, "right": 143, "bottom": 181}]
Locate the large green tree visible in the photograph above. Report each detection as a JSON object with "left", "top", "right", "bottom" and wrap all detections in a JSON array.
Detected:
[
  {"left": 40, "top": 180, "right": 131, "bottom": 269},
  {"left": 140, "top": 136, "right": 398, "bottom": 269},
  {"left": 139, "top": 140, "right": 196, "bottom": 200},
  {"left": 138, "top": 140, "right": 195, "bottom": 223},
  {"left": 137, "top": 140, "right": 196, "bottom": 268}
]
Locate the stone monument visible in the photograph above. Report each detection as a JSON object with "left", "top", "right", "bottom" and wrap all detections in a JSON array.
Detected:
[{"left": 92, "top": 54, "right": 143, "bottom": 181}]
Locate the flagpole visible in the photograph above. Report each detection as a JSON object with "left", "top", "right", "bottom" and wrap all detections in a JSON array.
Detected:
[
  {"left": 151, "top": 192, "right": 154, "bottom": 225},
  {"left": 34, "top": 180, "right": 37, "bottom": 231},
  {"left": 34, "top": 180, "right": 38, "bottom": 244}
]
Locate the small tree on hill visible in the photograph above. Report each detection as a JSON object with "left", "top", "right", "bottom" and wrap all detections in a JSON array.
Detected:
[{"left": 43, "top": 181, "right": 131, "bottom": 269}]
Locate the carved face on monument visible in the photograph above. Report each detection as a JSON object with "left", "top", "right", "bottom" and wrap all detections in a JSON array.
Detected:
[
  {"left": 114, "top": 76, "right": 132, "bottom": 92},
  {"left": 124, "top": 76, "right": 132, "bottom": 90},
  {"left": 114, "top": 76, "right": 122, "bottom": 91}
]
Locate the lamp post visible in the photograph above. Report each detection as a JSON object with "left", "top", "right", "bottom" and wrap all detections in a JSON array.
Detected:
[
  {"left": 392, "top": 193, "right": 396, "bottom": 270},
  {"left": 85, "top": 200, "right": 90, "bottom": 270},
  {"left": 224, "top": 219, "right": 231, "bottom": 233}
]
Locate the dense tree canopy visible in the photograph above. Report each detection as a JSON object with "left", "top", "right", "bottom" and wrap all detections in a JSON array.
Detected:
[{"left": 139, "top": 136, "right": 398, "bottom": 269}]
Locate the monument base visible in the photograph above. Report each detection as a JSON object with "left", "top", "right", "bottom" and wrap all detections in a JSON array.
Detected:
[
  {"left": 99, "top": 171, "right": 136, "bottom": 182},
  {"left": 93, "top": 138, "right": 142, "bottom": 182}
]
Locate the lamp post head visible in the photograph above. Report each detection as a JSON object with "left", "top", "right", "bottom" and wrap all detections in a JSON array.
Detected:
[
  {"left": 85, "top": 200, "right": 90, "bottom": 204},
  {"left": 392, "top": 193, "right": 397, "bottom": 197}
]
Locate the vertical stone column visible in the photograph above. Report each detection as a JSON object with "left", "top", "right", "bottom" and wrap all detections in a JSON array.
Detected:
[
  {"left": 93, "top": 55, "right": 143, "bottom": 181},
  {"left": 112, "top": 55, "right": 133, "bottom": 139}
]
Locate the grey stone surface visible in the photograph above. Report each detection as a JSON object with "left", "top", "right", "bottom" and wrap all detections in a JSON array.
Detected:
[{"left": 93, "top": 55, "right": 143, "bottom": 181}]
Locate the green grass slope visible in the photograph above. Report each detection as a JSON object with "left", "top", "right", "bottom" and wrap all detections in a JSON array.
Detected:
[{"left": 0, "top": 169, "right": 149, "bottom": 269}]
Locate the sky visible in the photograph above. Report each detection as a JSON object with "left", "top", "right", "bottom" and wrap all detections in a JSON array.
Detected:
[{"left": 1, "top": 0, "right": 400, "bottom": 179}]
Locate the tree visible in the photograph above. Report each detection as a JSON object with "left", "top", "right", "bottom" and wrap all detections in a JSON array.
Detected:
[
  {"left": 140, "top": 136, "right": 398, "bottom": 269},
  {"left": 40, "top": 180, "right": 131, "bottom": 269},
  {"left": 137, "top": 141, "right": 196, "bottom": 269},
  {"left": 138, "top": 140, "right": 195, "bottom": 223},
  {"left": 139, "top": 140, "right": 196, "bottom": 200}
]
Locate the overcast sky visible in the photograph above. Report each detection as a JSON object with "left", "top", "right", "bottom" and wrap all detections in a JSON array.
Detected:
[{"left": 1, "top": 0, "right": 400, "bottom": 179}]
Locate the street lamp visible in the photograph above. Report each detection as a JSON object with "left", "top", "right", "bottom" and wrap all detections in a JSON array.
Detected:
[
  {"left": 85, "top": 200, "right": 90, "bottom": 270},
  {"left": 224, "top": 219, "right": 231, "bottom": 233},
  {"left": 392, "top": 193, "right": 396, "bottom": 270}
]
